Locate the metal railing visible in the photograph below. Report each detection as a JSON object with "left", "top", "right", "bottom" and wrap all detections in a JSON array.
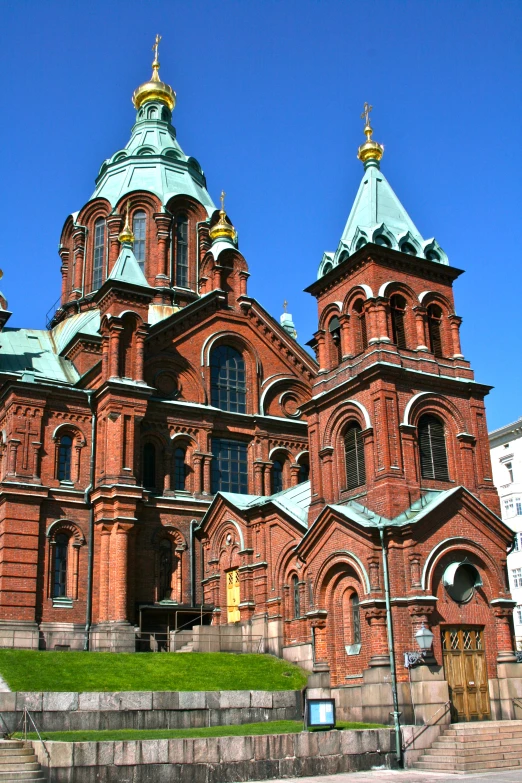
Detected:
[{"left": 402, "top": 700, "right": 451, "bottom": 751}]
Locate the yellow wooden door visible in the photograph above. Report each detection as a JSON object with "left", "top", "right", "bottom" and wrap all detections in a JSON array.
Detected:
[
  {"left": 226, "top": 570, "right": 240, "bottom": 623},
  {"left": 442, "top": 627, "right": 490, "bottom": 721}
]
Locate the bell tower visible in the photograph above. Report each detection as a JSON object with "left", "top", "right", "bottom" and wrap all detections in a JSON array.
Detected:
[{"left": 304, "top": 107, "right": 498, "bottom": 522}]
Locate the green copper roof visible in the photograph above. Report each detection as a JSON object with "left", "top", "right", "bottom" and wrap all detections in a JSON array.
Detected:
[
  {"left": 108, "top": 242, "right": 151, "bottom": 287},
  {"left": 90, "top": 100, "right": 216, "bottom": 214},
  {"left": 318, "top": 158, "right": 448, "bottom": 277},
  {"left": 0, "top": 328, "right": 79, "bottom": 384}
]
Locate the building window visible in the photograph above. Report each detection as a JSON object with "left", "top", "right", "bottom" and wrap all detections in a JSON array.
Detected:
[
  {"left": 506, "top": 462, "right": 515, "bottom": 483},
  {"left": 351, "top": 593, "right": 361, "bottom": 644},
  {"left": 353, "top": 300, "right": 368, "bottom": 354},
  {"left": 517, "top": 498, "right": 522, "bottom": 516},
  {"left": 512, "top": 568, "right": 522, "bottom": 589},
  {"left": 418, "top": 414, "right": 449, "bottom": 481},
  {"left": 173, "top": 447, "right": 187, "bottom": 491},
  {"left": 272, "top": 459, "right": 284, "bottom": 494},
  {"left": 427, "top": 304, "right": 443, "bottom": 357},
  {"left": 93, "top": 218, "right": 105, "bottom": 289},
  {"left": 159, "top": 539, "right": 173, "bottom": 600},
  {"left": 53, "top": 534, "right": 68, "bottom": 598},
  {"left": 57, "top": 435, "right": 73, "bottom": 482},
  {"left": 211, "top": 438, "right": 248, "bottom": 493},
  {"left": 505, "top": 497, "right": 515, "bottom": 518},
  {"left": 344, "top": 423, "right": 366, "bottom": 490},
  {"left": 329, "top": 316, "right": 342, "bottom": 364},
  {"left": 210, "top": 345, "right": 247, "bottom": 413},
  {"left": 143, "top": 443, "right": 157, "bottom": 490},
  {"left": 298, "top": 459, "right": 310, "bottom": 484},
  {"left": 133, "top": 211, "right": 146, "bottom": 272},
  {"left": 175, "top": 215, "right": 189, "bottom": 288},
  {"left": 517, "top": 605, "right": 522, "bottom": 625},
  {"left": 390, "top": 294, "right": 407, "bottom": 349},
  {"left": 292, "top": 575, "right": 300, "bottom": 618},
  {"left": 514, "top": 533, "right": 521, "bottom": 552}
]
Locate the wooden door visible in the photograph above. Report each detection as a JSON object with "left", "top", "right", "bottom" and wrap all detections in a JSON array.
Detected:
[
  {"left": 226, "top": 570, "right": 240, "bottom": 623},
  {"left": 442, "top": 627, "right": 490, "bottom": 721}
]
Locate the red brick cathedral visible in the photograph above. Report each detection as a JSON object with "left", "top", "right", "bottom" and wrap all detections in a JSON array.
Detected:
[{"left": 1, "top": 48, "right": 519, "bottom": 723}]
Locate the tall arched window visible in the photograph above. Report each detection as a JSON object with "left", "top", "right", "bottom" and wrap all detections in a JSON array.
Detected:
[
  {"left": 272, "top": 459, "right": 284, "bottom": 494},
  {"left": 353, "top": 300, "right": 368, "bottom": 354},
  {"left": 210, "top": 345, "right": 246, "bottom": 413},
  {"left": 344, "top": 422, "right": 366, "bottom": 490},
  {"left": 53, "top": 533, "right": 68, "bottom": 598},
  {"left": 329, "top": 316, "right": 342, "bottom": 365},
  {"left": 351, "top": 593, "right": 361, "bottom": 644},
  {"left": 159, "top": 539, "right": 173, "bottom": 600},
  {"left": 292, "top": 574, "right": 300, "bottom": 619},
  {"left": 93, "top": 218, "right": 106, "bottom": 289},
  {"left": 143, "top": 443, "right": 157, "bottom": 490},
  {"left": 390, "top": 294, "right": 407, "bottom": 349},
  {"left": 57, "top": 435, "right": 72, "bottom": 481},
  {"left": 427, "top": 304, "right": 443, "bottom": 357},
  {"left": 418, "top": 414, "right": 449, "bottom": 481},
  {"left": 175, "top": 215, "right": 189, "bottom": 288},
  {"left": 173, "top": 447, "right": 187, "bottom": 491},
  {"left": 133, "top": 211, "right": 146, "bottom": 272},
  {"left": 298, "top": 457, "right": 310, "bottom": 484}
]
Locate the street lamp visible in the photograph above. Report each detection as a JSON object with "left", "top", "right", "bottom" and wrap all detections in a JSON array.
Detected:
[{"left": 404, "top": 623, "right": 434, "bottom": 668}]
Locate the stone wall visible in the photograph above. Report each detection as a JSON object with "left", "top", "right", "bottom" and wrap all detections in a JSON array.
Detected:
[
  {"left": 32, "top": 728, "right": 396, "bottom": 783},
  {"left": 0, "top": 690, "right": 302, "bottom": 733}
]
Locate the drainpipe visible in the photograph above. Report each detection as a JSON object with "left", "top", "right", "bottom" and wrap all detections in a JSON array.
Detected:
[
  {"left": 380, "top": 526, "right": 402, "bottom": 766},
  {"left": 190, "top": 519, "right": 197, "bottom": 608},
  {"left": 83, "top": 390, "right": 97, "bottom": 651}
]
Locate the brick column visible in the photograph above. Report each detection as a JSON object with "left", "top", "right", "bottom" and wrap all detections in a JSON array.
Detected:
[
  {"left": 364, "top": 607, "right": 389, "bottom": 666},
  {"left": 112, "top": 524, "right": 132, "bottom": 622},
  {"left": 154, "top": 213, "right": 172, "bottom": 284},
  {"left": 72, "top": 227, "right": 85, "bottom": 296},
  {"left": 413, "top": 306, "right": 428, "bottom": 351},
  {"left": 314, "top": 330, "right": 327, "bottom": 372},
  {"left": 289, "top": 463, "right": 300, "bottom": 487},
  {"left": 98, "top": 526, "right": 111, "bottom": 622},
  {"left": 59, "top": 248, "right": 70, "bottom": 305},
  {"left": 108, "top": 325, "right": 122, "bottom": 378},
  {"left": 239, "top": 271, "right": 249, "bottom": 297},
  {"left": 448, "top": 315, "right": 464, "bottom": 358},
  {"left": 202, "top": 454, "right": 212, "bottom": 495},
  {"left": 375, "top": 298, "right": 391, "bottom": 342},
  {"left": 366, "top": 300, "right": 379, "bottom": 344},
  {"left": 253, "top": 461, "right": 265, "bottom": 495},
  {"left": 135, "top": 328, "right": 147, "bottom": 382},
  {"left": 318, "top": 446, "right": 334, "bottom": 504},
  {"left": 193, "top": 454, "right": 203, "bottom": 494},
  {"left": 339, "top": 314, "right": 351, "bottom": 358},
  {"left": 107, "top": 215, "right": 123, "bottom": 273}
]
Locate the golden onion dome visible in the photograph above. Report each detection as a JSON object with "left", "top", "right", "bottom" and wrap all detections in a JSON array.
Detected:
[
  {"left": 118, "top": 202, "right": 134, "bottom": 244},
  {"left": 132, "top": 35, "right": 176, "bottom": 112},
  {"left": 357, "top": 102, "right": 384, "bottom": 166},
  {"left": 209, "top": 191, "right": 236, "bottom": 243}
]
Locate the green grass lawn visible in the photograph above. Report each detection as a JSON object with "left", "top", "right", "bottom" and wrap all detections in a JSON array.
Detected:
[
  {"left": 0, "top": 650, "right": 308, "bottom": 692},
  {"left": 17, "top": 721, "right": 387, "bottom": 742}
]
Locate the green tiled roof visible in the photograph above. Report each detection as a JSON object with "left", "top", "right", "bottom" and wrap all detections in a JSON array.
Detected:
[{"left": 0, "top": 328, "right": 79, "bottom": 384}]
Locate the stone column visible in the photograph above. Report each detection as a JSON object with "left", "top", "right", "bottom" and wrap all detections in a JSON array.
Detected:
[
  {"left": 448, "top": 315, "right": 464, "bottom": 358},
  {"left": 493, "top": 605, "right": 517, "bottom": 663},
  {"left": 413, "top": 306, "right": 428, "bottom": 351}
]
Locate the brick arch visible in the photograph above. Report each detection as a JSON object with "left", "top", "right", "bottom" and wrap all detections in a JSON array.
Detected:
[
  {"left": 403, "top": 391, "right": 467, "bottom": 433},
  {"left": 260, "top": 377, "right": 310, "bottom": 420},
  {"left": 422, "top": 536, "right": 504, "bottom": 596},
  {"left": 46, "top": 519, "right": 85, "bottom": 546},
  {"left": 202, "top": 332, "right": 261, "bottom": 415},
  {"left": 322, "top": 400, "right": 371, "bottom": 448},
  {"left": 377, "top": 280, "right": 417, "bottom": 301},
  {"left": 52, "top": 423, "right": 86, "bottom": 447},
  {"left": 210, "top": 520, "right": 245, "bottom": 563},
  {"left": 314, "top": 551, "right": 371, "bottom": 602},
  {"left": 318, "top": 302, "right": 342, "bottom": 331},
  {"left": 342, "top": 285, "right": 374, "bottom": 313},
  {"left": 275, "top": 542, "right": 300, "bottom": 592},
  {"left": 114, "top": 191, "right": 162, "bottom": 215},
  {"left": 51, "top": 424, "right": 87, "bottom": 484},
  {"left": 145, "top": 356, "right": 206, "bottom": 405},
  {"left": 322, "top": 565, "right": 367, "bottom": 683},
  {"left": 76, "top": 197, "right": 112, "bottom": 226},
  {"left": 418, "top": 290, "right": 454, "bottom": 312}
]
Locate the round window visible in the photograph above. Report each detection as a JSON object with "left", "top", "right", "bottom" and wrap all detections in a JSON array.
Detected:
[{"left": 442, "top": 560, "right": 482, "bottom": 603}]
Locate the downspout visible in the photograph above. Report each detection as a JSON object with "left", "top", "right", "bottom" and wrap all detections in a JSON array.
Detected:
[
  {"left": 83, "top": 390, "right": 97, "bottom": 651},
  {"left": 190, "top": 519, "right": 197, "bottom": 608},
  {"left": 379, "top": 526, "right": 402, "bottom": 766}
]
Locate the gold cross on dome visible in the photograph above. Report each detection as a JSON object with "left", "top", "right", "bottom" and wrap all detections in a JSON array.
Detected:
[
  {"left": 152, "top": 34, "right": 162, "bottom": 63},
  {"left": 220, "top": 190, "right": 226, "bottom": 212},
  {"left": 361, "top": 102, "right": 373, "bottom": 127}
]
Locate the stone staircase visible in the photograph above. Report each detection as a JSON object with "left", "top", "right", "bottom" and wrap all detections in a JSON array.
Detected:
[
  {"left": 0, "top": 740, "right": 45, "bottom": 780},
  {"left": 175, "top": 641, "right": 194, "bottom": 653},
  {"left": 414, "top": 719, "right": 522, "bottom": 773}
]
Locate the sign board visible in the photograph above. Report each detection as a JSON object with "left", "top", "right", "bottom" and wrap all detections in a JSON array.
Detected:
[{"left": 305, "top": 698, "right": 336, "bottom": 730}]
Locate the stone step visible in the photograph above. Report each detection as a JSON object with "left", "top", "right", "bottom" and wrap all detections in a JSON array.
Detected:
[
  {"left": 0, "top": 764, "right": 41, "bottom": 772},
  {"left": 0, "top": 743, "right": 28, "bottom": 750},
  {"left": 440, "top": 729, "right": 522, "bottom": 743},
  {"left": 415, "top": 758, "right": 522, "bottom": 772},
  {"left": 424, "top": 748, "right": 522, "bottom": 762},
  {"left": 0, "top": 773, "right": 46, "bottom": 781},
  {"left": 430, "top": 740, "right": 522, "bottom": 753},
  {"left": 0, "top": 749, "right": 35, "bottom": 757},
  {"left": 448, "top": 720, "right": 522, "bottom": 732},
  {"left": 0, "top": 755, "right": 37, "bottom": 765}
]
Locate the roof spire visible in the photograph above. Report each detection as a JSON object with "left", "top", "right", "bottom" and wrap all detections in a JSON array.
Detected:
[
  {"left": 118, "top": 201, "right": 135, "bottom": 245},
  {"left": 280, "top": 300, "right": 297, "bottom": 340},
  {"left": 209, "top": 190, "right": 237, "bottom": 244},
  {"left": 357, "top": 102, "right": 384, "bottom": 169},
  {"left": 132, "top": 34, "right": 176, "bottom": 111}
]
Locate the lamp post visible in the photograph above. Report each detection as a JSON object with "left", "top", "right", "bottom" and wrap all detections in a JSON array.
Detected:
[{"left": 404, "top": 623, "right": 434, "bottom": 668}]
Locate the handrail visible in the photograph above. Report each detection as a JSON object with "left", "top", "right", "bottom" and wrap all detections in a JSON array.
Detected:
[
  {"left": 402, "top": 700, "right": 451, "bottom": 750},
  {"left": 23, "top": 708, "right": 51, "bottom": 765},
  {"left": 512, "top": 696, "right": 522, "bottom": 713}
]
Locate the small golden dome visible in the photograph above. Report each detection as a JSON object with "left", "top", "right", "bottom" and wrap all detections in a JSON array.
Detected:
[
  {"left": 132, "top": 35, "right": 176, "bottom": 112},
  {"left": 357, "top": 102, "right": 384, "bottom": 165},
  {"left": 209, "top": 191, "right": 236, "bottom": 243},
  {"left": 118, "top": 203, "right": 134, "bottom": 244}
]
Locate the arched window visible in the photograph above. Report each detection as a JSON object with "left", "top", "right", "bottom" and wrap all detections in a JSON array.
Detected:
[
  {"left": 390, "top": 294, "right": 407, "bottom": 349},
  {"left": 292, "top": 574, "right": 300, "bottom": 619},
  {"left": 53, "top": 533, "right": 68, "bottom": 598},
  {"left": 210, "top": 345, "right": 246, "bottom": 413},
  {"left": 329, "top": 316, "right": 342, "bottom": 364},
  {"left": 352, "top": 300, "right": 368, "bottom": 354},
  {"left": 427, "top": 304, "right": 443, "bottom": 357},
  {"left": 57, "top": 435, "right": 73, "bottom": 481},
  {"left": 401, "top": 242, "right": 416, "bottom": 255},
  {"left": 133, "top": 211, "right": 146, "bottom": 272},
  {"left": 143, "top": 443, "right": 157, "bottom": 490},
  {"left": 351, "top": 593, "right": 361, "bottom": 644},
  {"left": 175, "top": 215, "right": 189, "bottom": 288},
  {"left": 418, "top": 414, "right": 449, "bottom": 481},
  {"left": 92, "top": 218, "right": 105, "bottom": 289},
  {"left": 118, "top": 314, "right": 136, "bottom": 379},
  {"left": 173, "top": 447, "right": 187, "bottom": 491},
  {"left": 322, "top": 262, "right": 333, "bottom": 276},
  {"left": 375, "top": 234, "right": 391, "bottom": 247},
  {"left": 272, "top": 459, "right": 284, "bottom": 494},
  {"left": 159, "top": 539, "right": 173, "bottom": 600},
  {"left": 298, "top": 458, "right": 310, "bottom": 484},
  {"left": 344, "top": 423, "right": 366, "bottom": 490}
]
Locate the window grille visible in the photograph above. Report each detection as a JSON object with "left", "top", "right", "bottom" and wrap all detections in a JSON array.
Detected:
[
  {"left": 133, "top": 211, "right": 146, "bottom": 272},
  {"left": 211, "top": 438, "right": 248, "bottom": 493},
  {"left": 272, "top": 459, "right": 284, "bottom": 494},
  {"left": 53, "top": 533, "right": 68, "bottom": 598},
  {"left": 175, "top": 215, "right": 188, "bottom": 288},
  {"left": 93, "top": 219, "right": 105, "bottom": 289},
  {"left": 344, "top": 423, "right": 366, "bottom": 490},
  {"left": 143, "top": 443, "right": 157, "bottom": 490},
  {"left": 173, "top": 447, "right": 187, "bottom": 491},
  {"left": 210, "top": 345, "right": 246, "bottom": 413},
  {"left": 427, "top": 304, "right": 443, "bottom": 357},
  {"left": 57, "top": 435, "right": 72, "bottom": 481},
  {"left": 292, "top": 575, "right": 300, "bottom": 618},
  {"left": 351, "top": 593, "right": 361, "bottom": 644},
  {"left": 418, "top": 414, "right": 449, "bottom": 481},
  {"left": 390, "top": 295, "right": 407, "bottom": 349}
]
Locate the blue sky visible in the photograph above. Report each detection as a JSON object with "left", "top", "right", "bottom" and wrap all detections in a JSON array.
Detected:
[{"left": 0, "top": 0, "right": 520, "bottom": 430}]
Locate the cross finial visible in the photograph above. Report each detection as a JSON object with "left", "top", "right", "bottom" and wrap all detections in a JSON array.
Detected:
[
  {"left": 152, "top": 34, "right": 162, "bottom": 66},
  {"left": 361, "top": 102, "right": 374, "bottom": 141},
  {"left": 220, "top": 190, "right": 226, "bottom": 213},
  {"left": 283, "top": 300, "right": 288, "bottom": 313}
]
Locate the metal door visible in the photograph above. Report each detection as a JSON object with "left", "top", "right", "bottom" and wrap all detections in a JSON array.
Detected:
[
  {"left": 226, "top": 570, "right": 240, "bottom": 623},
  {"left": 442, "top": 627, "right": 490, "bottom": 721}
]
